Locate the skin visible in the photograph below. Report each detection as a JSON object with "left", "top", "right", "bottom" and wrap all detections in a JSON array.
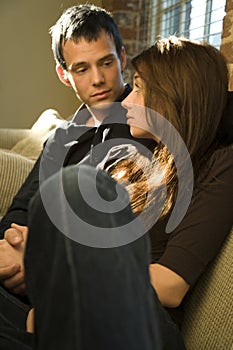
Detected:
[
  {"left": 57, "top": 30, "right": 127, "bottom": 125},
  {"left": 4, "top": 51, "right": 189, "bottom": 333},
  {"left": 1, "top": 223, "right": 28, "bottom": 295},
  {"left": 122, "top": 73, "right": 190, "bottom": 307},
  {"left": 0, "top": 30, "right": 126, "bottom": 294},
  {"left": 26, "top": 308, "right": 34, "bottom": 333},
  {"left": 122, "top": 73, "right": 152, "bottom": 139}
]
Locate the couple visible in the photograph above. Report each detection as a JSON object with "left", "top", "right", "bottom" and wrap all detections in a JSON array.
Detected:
[{"left": 0, "top": 4, "right": 233, "bottom": 349}]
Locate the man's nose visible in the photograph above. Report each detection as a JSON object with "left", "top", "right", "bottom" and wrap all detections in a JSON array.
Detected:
[{"left": 92, "top": 67, "right": 105, "bottom": 86}]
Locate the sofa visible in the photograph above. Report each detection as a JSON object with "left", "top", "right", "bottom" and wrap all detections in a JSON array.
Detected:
[
  {"left": 182, "top": 226, "right": 233, "bottom": 349},
  {"left": 0, "top": 113, "right": 232, "bottom": 349},
  {"left": 0, "top": 109, "right": 64, "bottom": 217}
]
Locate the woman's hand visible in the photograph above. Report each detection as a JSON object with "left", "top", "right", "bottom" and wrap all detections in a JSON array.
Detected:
[{"left": 26, "top": 308, "right": 35, "bottom": 333}]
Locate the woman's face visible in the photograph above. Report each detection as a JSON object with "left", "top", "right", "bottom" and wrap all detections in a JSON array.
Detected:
[{"left": 122, "top": 73, "right": 155, "bottom": 140}]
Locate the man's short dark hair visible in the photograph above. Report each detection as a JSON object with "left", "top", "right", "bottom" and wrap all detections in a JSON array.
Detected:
[{"left": 50, "top": 4, "right": 123, "bottom": 69}]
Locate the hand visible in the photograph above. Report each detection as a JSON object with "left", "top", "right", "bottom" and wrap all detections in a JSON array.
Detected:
[
  {"left": 0, "top": 224, "right": 28, "bottom": 295},
  {"left": 4, "top": 223, "right": 28, "bottom": 247},
  {"left": 26, "top": 308, "right": 35, "bottom": 333}
]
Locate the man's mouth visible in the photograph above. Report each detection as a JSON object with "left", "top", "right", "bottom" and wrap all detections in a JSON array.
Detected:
[{"left": 92, "top": 90, "right": 111, "bottom": 100}]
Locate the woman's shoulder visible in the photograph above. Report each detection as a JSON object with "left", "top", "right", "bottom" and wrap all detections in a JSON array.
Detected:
[
  {"left": 209, "top": 144, "right": 233, "bottom": 164},
  {"left": 199, "top": 145, "right": 233, "bottom": 184}
]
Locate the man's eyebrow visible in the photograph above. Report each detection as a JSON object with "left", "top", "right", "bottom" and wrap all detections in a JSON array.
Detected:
[
  {"left": 69, "top": 54, "right": 116, "bottom": 70},
  {"left": 98, "top": 53, "right": 116, "bottom": 63},
  {"left": 68, "top": 62, "right": 87, "bottom": 71}
]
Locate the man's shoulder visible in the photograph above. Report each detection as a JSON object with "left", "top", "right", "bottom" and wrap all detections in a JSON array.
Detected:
[
  {"left": 71, "top": 104, "right": 92, "bottom": 126},
  {"left": 47, "top": 105, "right": 91, "bottom": 142}
]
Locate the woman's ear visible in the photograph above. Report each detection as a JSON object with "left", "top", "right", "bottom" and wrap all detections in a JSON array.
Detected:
[{"left": 56, "top": 65, "right": 71, "bottom": 87}]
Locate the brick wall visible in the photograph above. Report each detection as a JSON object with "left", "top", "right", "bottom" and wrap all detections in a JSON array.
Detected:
[
  {"left": 102, "top": 0, "right": 148, "bottom": 83},
  {"left": 221, "top": 0, "right": 233, "bottom": 90},
  {"left": 102, "top": 0, "right": 233, "bottom": 89}
]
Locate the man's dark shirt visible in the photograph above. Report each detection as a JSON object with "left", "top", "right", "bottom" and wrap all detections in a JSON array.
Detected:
[{"left": 0, "top": 85, "right": 156, "bottom": 237}]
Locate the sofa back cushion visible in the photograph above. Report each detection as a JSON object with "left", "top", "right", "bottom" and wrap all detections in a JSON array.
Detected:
[
  {"left": 0, "top": 150, "right": 35, "bottom": 217},
  {"left": 11, "top": 109, "right": 64, "bottom": 160},
  {"left": 0, "top": 109, "right": 64, "bottom": 217},
  {"left": 182, "top": 227, "right": 233, "bottom": 350}
]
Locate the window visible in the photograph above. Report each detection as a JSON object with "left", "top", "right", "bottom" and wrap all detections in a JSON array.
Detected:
[{"left": 148, "top": 0, "right": 226, "bottom": 49}]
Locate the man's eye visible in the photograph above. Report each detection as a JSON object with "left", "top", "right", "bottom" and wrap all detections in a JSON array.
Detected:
[
  {"left": 103, "top": 60, "right": 113, "bottom": 67},
  {"left": 72, "top": 67, "right": 88, "bottom": 74}
]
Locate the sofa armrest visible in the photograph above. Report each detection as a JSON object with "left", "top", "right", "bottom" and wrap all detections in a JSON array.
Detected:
[{"left": 0, "top": 129, "right": 31, "bottom": 150}]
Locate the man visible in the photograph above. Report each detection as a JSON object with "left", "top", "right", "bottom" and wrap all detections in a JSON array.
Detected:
[{"left": 0, "top": 3, "right": 155, "bottom": 337}]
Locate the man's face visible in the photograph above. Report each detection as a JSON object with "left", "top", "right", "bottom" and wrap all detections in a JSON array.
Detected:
[{"left": 58, "top": 31, "right": 126, "bottom": 107}]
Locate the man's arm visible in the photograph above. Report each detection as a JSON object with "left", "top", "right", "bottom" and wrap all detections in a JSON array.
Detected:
[
  {"left": 0, "top": 155, "right": 41, "bottom": 237},
  {"left": 0, "top": 155, "right": 40, "bottom": 294},
  {"left": 0, "top": 123, "right": 71, "bottom": 293}
]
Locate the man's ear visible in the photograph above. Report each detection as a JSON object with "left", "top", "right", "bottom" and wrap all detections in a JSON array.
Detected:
[
  {"left": 56, "top": 65, "right": 71, "bottom": 87},
  {"left": 120, "top": 46, "right": 127, "bottom": 70}
]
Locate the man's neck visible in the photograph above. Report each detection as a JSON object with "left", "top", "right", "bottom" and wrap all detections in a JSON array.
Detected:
[
  {"left": 85, "top": 103, "right": 113, "bottom": 126},
  {"left": 85, "top": 115, "right": 101, "bottom": 127},
  {"left": 83, "top": 84, "right": 131, "bottom": 127}
]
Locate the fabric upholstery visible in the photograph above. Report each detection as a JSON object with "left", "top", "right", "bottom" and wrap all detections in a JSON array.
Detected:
[
  {"left": 0, "top": 129, "right": 31, "bottom": 150},
  {"left": 0, "top": 109, "right": 63, "bottom": 217},
  {"left": 182, "top": 227, "right": 233, "bottom": 349},
  {"left": 0, "top": 109, "right": 232, "bottom": 349},
  {"left": 0, "top": 149, "right": 34, "bottom": 216}
]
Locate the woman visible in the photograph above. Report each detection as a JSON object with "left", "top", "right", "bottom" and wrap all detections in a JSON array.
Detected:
[
  {"left": 108, "top": 36, "right": 233, "bottom": 325},
  {"left": 25, "top": 37, "right": 233, "bottom": 348}
]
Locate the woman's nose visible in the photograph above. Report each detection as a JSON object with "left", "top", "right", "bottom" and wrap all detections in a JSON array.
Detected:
[{"left": 121, "top": 92, "right": 133, "bottom": 110}]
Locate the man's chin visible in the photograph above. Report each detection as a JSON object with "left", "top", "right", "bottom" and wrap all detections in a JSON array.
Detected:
[
  {"left": 87, "top": 101, "right": 121, "bottom": 123},
  {"left": 89, "top": 102, "right": 116, "bottom": 119},
  {"left": 90, "top": 101, "right": 114, "bottom": 110}
]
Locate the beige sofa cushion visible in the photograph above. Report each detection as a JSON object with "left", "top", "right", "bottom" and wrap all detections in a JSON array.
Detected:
[
  {"left": 0, "top": 129, "right": 31, "bottom": 150},
  {"left": 0, "top": 149, "right": 34, "bottom": 216},
  {"left": 0, "top": 109, "right": 64, "bottom": 216},
  {"left": 182, "top": 227, "right": 233, "bottom": 350},
  {"left": 11, "top": 130, "right": 50, "bottom": 161},
  {"left": 11, "top": 109, "right": 63, "bottom": 160}
]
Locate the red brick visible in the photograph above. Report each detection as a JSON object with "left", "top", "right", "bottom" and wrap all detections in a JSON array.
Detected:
[
  {"left": 103, "top": 0, "right": 233, "bottom": 77},
  {"left": 220, "top": 41, "right": 233, "bottom": 63},
  {"left": 103, "top": 0, "right": 142, "bottom": 12},
  {"left": 225, "top": 0, "right": 233, "bottom": 12}
]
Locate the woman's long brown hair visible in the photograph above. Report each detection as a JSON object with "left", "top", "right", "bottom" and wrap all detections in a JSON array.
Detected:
[{"left": 111, "top": 36, "right": 229, "bottom": 219}]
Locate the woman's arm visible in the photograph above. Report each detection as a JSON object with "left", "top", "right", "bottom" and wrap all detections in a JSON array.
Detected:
[
  {"left": 149, "top": 263, "right": 189, "bottom": 308},
  {"left": 149, "top": 147, "right": 233, "bottom": 308}
]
